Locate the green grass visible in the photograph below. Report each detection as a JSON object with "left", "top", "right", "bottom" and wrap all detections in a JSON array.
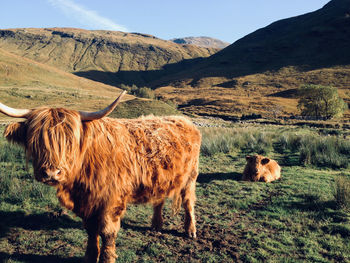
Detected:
[
  {"left": 110, "top": 98, "right": 180, "bottom": 119},
  {"left": 0, "top": 124, "right": 350, "bottom": 262},
  {"left": 201, "top": 125, "right": 350, "bottom": 169}
]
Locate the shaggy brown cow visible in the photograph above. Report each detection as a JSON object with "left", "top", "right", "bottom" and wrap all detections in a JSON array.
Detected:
[
  {"left": 242, "top": 155, "right": 281, "bottom": 183},
  {"left": 0, "top": 91, "right": 201, "bottom": 263}
]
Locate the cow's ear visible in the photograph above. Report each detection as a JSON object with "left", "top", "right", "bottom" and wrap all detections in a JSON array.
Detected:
[
  {"left": 261, "top": 158, "right": 270, "bottom": 165},
  {"left": 4, "top": 122, "right": 27, "bottom": 146},
  {"left": 246, "top": 155, "right": 251, "bottom": 161}
]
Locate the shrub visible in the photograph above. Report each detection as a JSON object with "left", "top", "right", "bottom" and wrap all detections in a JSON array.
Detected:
[{"left": 134, "top": 87, "right": 155, "bottom": 99}]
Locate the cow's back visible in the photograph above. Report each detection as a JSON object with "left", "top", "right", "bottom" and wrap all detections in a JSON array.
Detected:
[
  {"left": 91, "top": 115, "right": 201, "bottom": 205},
  {"left": 264, "top": 160, "right": 281, "bottom": 182}
]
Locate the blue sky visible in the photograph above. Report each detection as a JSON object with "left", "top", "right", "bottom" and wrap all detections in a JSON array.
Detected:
[{"left": 1, "top": 0, "right": 330, "bottom": 43}]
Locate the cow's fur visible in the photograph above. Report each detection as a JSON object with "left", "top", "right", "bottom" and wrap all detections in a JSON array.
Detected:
[
  {"left": 242, "top": 155, "right": 281, "bottom": 183},
  {"left": 4, "top": 107, "right": 201, "bottom": 263}
]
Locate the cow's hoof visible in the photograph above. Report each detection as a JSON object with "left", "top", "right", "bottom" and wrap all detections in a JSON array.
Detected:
[{"left": 187, "top": 231, "right": 197, "bottom": 239}]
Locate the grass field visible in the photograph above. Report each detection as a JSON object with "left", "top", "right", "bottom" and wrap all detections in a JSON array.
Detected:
[{"left": 0, "top": 123, "right": 349, "bottom": 263}]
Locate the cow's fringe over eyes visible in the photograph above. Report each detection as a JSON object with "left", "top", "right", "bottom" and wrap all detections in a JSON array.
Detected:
[{"left": 26, "top": 108, "right": 82, "bottom": 174}]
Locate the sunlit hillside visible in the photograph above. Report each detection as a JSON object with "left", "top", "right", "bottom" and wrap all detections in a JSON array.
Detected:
[
  {"left": 0, "top": 47, "right": 179, "bottom": 122},
  {"left": 0, "top": 28, "right": 218, "bottom": 87}
]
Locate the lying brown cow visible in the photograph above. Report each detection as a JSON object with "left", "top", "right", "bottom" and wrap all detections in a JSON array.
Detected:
[
  {"left": 1, "top": 91, "right": 201, "bottom": 263},
  {"left": 242, "top": 155, "right": 281, "bottom": 182}
]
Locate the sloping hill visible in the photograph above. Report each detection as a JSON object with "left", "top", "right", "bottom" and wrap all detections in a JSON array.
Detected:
[
  {"left": 0, "top": 47, "right": 179, "bottom": 121},
  {"left": 170, "top": 37, "right": 230, "bottom": 49},
  {"left": 157, "top": 0, "right": 350, "bottom": 83},
  {"left": 152, "top": 0, "right": 350, "bottom": 118},
  {"left": 206, "top": 0, "right": 350, "bottom": 76},
  {"left": 0, "top": 28, "right": 218, "bottom": 87}
]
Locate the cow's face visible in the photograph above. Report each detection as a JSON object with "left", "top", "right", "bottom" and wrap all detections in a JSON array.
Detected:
[
  {"left": 1, "top": 91, "right": 126, "bottom": 185},
  {"left": 245, "top": 155, "right": 270, "bottom": 181},
  {"left": 4, "top": 108, "right": 82, "bottom": 185}
]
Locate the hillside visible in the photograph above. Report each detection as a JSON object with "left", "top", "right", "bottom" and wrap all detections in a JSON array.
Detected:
[
  {"left": 170, "top": 37, "right": 230, "bottom": 49},
  {"left": 0, "top": 47, "right": 179, "bottom": 122},
  {"left": 206, "top": 0, "right": 350, "bottom": 76},
  {"left": 152, "top": 0, "right": 350, "bottom": 118},
  {"left": 0, "top": 28, "right": 218, "bottom": 87}
]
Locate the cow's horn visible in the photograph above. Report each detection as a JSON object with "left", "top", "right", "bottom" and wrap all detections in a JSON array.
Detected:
[
  {"left": 79, "top": 90, "right": 127, "bottom": 121},
  {"left": 0, "top": 102, "right": 31, "bottom": 118}
]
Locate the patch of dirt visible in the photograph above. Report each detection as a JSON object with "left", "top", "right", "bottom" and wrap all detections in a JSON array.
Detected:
[{"left": 130, "top": 187, "right": 284, "bottom": 262}]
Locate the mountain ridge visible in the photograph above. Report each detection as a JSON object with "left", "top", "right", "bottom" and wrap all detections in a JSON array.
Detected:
[{"left": 0, "top": 27, "right": 218, "bottom": 75}]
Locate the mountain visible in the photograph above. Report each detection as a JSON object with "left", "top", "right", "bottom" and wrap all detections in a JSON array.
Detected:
[
  {"left": 170, "top": 37, "right": 230, "bottom": 49},
  {"left": 0, "top": 28, "right": 218, "bottom": 87},
  {"left": 151, "top": 0, "right": 350, "bottom": 118},
  {"left": 206, "top": 0, "right": 350, "bottom": 76},
  {"left": 158, "top": 0, "right": 350, "bottom": 83}
]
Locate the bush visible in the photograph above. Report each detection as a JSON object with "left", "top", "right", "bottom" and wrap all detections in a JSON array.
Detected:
[
  {"left": 121, "top": 84, "right": 155, "bottom": 99},
  {"left": 134, "top": 87, "right": 155, "bottom": 99}
]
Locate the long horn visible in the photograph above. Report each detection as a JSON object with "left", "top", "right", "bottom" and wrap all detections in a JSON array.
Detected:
[
  {"left": 0, "top": 102, "right": 31, "bottom": 118},
  {"left": 79, "top": 90, "right": 127, "bottom": 121}
]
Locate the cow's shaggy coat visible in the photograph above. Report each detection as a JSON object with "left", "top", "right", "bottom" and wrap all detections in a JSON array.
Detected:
[{"left": 4, "top": 105, "right": 201, "bottom": 263}]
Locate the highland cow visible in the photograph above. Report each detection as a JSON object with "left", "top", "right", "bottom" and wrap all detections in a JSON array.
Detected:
[
  {"left": 242, "top": 155, "right": 281, "bottom": 183},
  {"left": 0, "top": 91, "right": 201, "bottom": 263}
]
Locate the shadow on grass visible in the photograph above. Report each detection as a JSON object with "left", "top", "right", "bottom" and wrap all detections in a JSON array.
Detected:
[
  {"left": 197, "top": 172, "right": 242, "bottom": 184},
  {"left": 0, "top": 210, "right": 81, "bottom": 233},
  {"left": 0, "top": 210, "right": 82, "bottom": 255},
  {"left": 286, "top": 197, "right": 350, "bottom": 237},
  {"left": 0, "top": 252, "right": 80, "bottom": 263},
  {"left": 287, "top": 195, "right": 338, "bottom": 213},
  {"left": 0, "top": 211, "right": 83, "bottom": 262}
]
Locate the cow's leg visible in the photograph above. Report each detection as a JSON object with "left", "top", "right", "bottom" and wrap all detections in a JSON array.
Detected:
[
  {"left": 83, "top": 216, "right": 100, "bottom": 263},
  {"left": 151, "top": 200, "right": 165, "bottom": 231},
  {"left": 182, "top": 178, "right": 197, "bottom": 239},
  {"left": 99, "top": 208, "right": 125, "bottom": 263}
]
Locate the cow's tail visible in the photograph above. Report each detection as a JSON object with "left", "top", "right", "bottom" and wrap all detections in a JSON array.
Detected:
[{"left": 171, "top": 190, "right": 182, "bottom": 216}]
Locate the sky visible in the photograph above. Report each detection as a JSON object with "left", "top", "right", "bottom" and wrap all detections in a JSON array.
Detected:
[{"left": 1, "top": 0, "right": 331, "bottom": 43}]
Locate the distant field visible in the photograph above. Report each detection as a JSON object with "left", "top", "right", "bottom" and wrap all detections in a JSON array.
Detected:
[{"left": 0, "top": 123, "right": 349, "bottom": 262}]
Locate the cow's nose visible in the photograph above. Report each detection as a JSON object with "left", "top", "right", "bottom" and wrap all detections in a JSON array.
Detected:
[{"left": 44, "top": 169, "right": 61, "bottom": 179}]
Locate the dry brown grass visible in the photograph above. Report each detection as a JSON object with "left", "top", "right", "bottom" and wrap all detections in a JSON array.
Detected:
[{"left": 156, "top": 66, "right": 350, "bottom": 119}]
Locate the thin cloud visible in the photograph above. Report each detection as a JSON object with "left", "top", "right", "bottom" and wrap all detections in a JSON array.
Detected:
[{"left": 47, "top": 0, "right": 128, "bottom": 32}]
